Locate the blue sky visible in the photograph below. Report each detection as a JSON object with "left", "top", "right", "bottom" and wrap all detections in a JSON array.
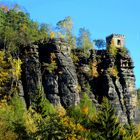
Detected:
[{"left": 1, "top": 0, "right": 140, "bottom": 88}]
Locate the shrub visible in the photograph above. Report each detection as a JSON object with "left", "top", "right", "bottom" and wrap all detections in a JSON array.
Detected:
[
  {"left": 36, "top": 114, "right": 86, "bottom": 140},
  {"left": 0, "top": 95, "right": 28, "bottom": 139},
  {"left": 108, "top": 66, "right": 118, "bottom": 78},
  {"left": 0, "top": 51, "right": 22, "bottom": 100},
  {"left": 23, "top": 108, "right": 42, "bottom": 139},
  {"left": 108, "top": 39, "right": 118, "bottom": 58},
  {"left": 108, "top": 45, "right": 118, "bottom": 58},
  {"left": 70, "top": 53, "right": 79, "bottom": 63},
  {"left": 90, "top": 61, "right": 99, "bottom": 78},
  {"left": 42, "top": 53, "right": 57, "bottom": 74},
  {"left": 123, "top": 124, "right": 140, "bottom": 140},
  {"left": 67, "top": 93, "right": 96, "bottom": 128},
  {"left": 24, "top": 104, "right": 86, "bottom": 140}
]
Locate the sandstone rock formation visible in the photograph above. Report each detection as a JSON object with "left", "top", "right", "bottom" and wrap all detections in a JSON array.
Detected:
[{"left": 20, "top": 38, "right": 137, "bottom": 124}]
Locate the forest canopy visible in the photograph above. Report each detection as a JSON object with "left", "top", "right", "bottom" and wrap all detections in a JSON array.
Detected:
[{"left": 0, "top": 3, "right": 97, "bottom": 54}]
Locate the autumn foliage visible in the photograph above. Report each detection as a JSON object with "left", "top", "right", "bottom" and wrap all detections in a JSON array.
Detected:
[{"left": 0, "top": 4, "right": 140, "bottom": 140}]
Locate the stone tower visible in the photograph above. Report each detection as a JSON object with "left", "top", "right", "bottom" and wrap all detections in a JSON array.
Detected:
[{"left": 106, "top": 34, "right": 125, "bottom": 49}]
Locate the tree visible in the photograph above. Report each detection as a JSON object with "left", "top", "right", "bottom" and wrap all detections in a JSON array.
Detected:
[
  {"left": 32, "top": 86, "right": 55, "bottom": 118},
  {"left": 0, "top": 51, "right": 22, "bottom": 100},
  {"left": 93, "top": 39, "right": 106, "bottom": 50},
  {"left": 38, "top": 23, "right": 51, "bottom": 40},
  {"left": 0, "top": 4, "right": 50, "bottom": 53},
  {"left": 0, "top": 6, "right": 6, "bottom": 32},
  {"left": 77, "top": 27, "right": 93, "bottom": 53},
  {"left": 56, "top": 16, "right": 76, "bottom": 49},
  {"left": 67, "top": 93, "right": 96, "bottom": 128},
  {"left": 56, "top": 16, "right": 73, "bottom": 34},
  {"left": 0, "top": 95, "right": 28, "bottom": 140},
  {"left": 91, "top": 98, "right": 123, "bottom": 140}
]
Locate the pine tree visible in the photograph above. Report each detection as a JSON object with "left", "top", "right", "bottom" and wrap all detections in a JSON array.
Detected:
[
  {"left": 32, "top": 86, "right": 55, "bottom": 118},
  {"left": 91, "top": 98, "right": 123, "bottom": 140}
]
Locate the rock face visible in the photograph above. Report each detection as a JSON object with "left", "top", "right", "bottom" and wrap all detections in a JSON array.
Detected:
[
  {"left": 39, "top": 39, "right": 79, "bottom": 108},
  {"left": 85, "top": 49, "right": 137, "bottom": 124},
  {"left": 117, "top": 51, "right": 137, "bottom": 123},
  {"left": 20, "top": 38, "right": 137, "bottom": 124},
  {"left": 21, "top": 45, "right": 42, "bottom": 108}
]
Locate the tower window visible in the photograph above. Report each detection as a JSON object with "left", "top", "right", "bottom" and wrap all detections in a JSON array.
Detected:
[{"left": 117, "top": 39, "right": 121, "bottom": 45}]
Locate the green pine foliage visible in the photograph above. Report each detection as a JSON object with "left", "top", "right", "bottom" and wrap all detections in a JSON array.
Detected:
[
  {"left": 91, "top": 98, "right": 123, "bottom": 140},
  {"left": 32, "top": 86, "right": 55, "bottom": 118}
]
